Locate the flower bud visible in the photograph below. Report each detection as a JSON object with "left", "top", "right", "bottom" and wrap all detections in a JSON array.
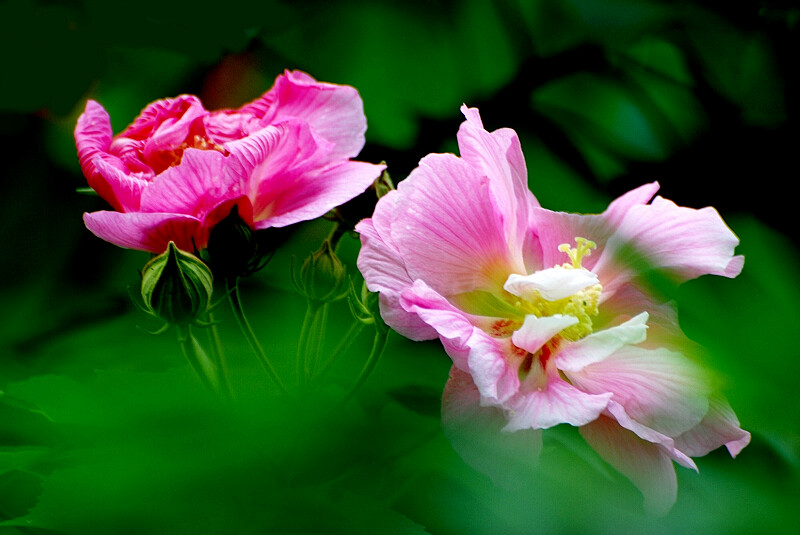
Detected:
[
  {"left": 298, "top": 239, "right": 348, "bottom": 303},
  {"left": 141, "top": 242, "right": 214, "bottom": 326},
  {"left": 205, "top": 205, "right": 260, "bottom": 280},
  {"left": 373, "top": 166, "right": 394, "bottom": 199}
]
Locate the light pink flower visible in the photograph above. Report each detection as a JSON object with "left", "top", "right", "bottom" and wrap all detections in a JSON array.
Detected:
[
  {"left": 75, "top": 70, "right": 385, "bottom": 253},
  {"left": 356, "top": 106, "right": 749, "bottom": 514}
]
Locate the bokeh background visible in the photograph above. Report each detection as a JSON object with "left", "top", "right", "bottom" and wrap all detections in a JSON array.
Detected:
[{"left": 1, "top": 0, "right": 798, "bottom": 533}]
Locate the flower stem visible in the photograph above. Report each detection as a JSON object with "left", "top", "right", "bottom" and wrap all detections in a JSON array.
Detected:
[
  {"left": 178, "top": 325, "right": 219, "bottom": 393},
  {"left": 296, "top": 300, "right": 326, "bottom": 385},
  {"left": 206, "top": 312, "right": 233, "bottom": 400},
  {"left": 339, "top": 327, "right": 390, "bottom": 405},
  {"left": 226, "top": 277, "right": 288, "bottom": 394},
  {"left": 317, "top": 320, "right": 366, "bottom": 379}
]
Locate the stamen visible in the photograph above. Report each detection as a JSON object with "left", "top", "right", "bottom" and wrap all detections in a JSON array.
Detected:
[{"left": 558, "top": 237, "right": 597, "bottom": 269}]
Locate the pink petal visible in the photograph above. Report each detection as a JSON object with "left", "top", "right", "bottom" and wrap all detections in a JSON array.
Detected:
[
  {"left": 555, "top": 312, "right": 649, "bottom": 372},
  {"left": 139, "top": 149, "right": 247, "bottom": 221},
  {"left": 244, "top": 70, "right": 367, "bottom": 160},
  {"left": 674, "top": 394, "right": 751, "bottom": 458},
  {"left": 503, "top": 376, "right": 612, "bottom": 431},
  {"left": 457, "top": 105, "right": 538, "bottom": 257},
  {"left": 399, "top": 280, "right": 478, "bottom": 370},
  {"left": 92, "top": 159, "right": 148, "bottom": 212},
  {"left": 255, "top": 160, "right": 384, "bottom": 228},
  {"left": 83, "top": 211, "right": 203, "bottom": 254},
  {"left": 357, "top": 215, "right": 436, "bottom": 341},
  {"left": 580, "top": 414, "right": 678, "bottom": 516},
  {"left": 596, "top": 196, "right": 744, "bottom": 286},
  {"left": 601, "top": 182, "right": 660, "bottom": 229},
  {"left": 566, "top": 345, "right": 711, "bottom": 437},
  {"left": 442, "top": 366, "right": 543, "bottom": 489},
  {"left": 391, "top": 152, "right": 526, "bottom": 296}
]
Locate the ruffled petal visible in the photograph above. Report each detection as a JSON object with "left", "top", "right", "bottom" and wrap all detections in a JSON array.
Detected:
[
  {"left": 595, "top": 196, "right": 744, "bottom": 287},
  {"left": 391, "top": 152, "right": 525, "bottom": 296},
  {"left": 580, "top": 413, "right": 678, "bottom": 516},
  {"left": 92, "top": 159, "right": 148, "bottom": 212},
  {"left": 139, "top": 149, "right": 248, "bottom": 222},
  {"left": 442, "top": 366, "right": 543, "bottom": 489},
  {"left": 503, "top": 376, "right": 612, "bottom": 431},
  {"left": 256, "top": 160, "right": 384, "bottom": 228},
  {"left": 674, "top": 394, "right": 751, "bottom": 457},
  {"left": 244, "top": 70, "right": 367, "bottom": 160},
  {"left": 83, "top": 211, "right": 203, "bottom": 253},
  {"left": 566, "top": 345, "right": 710, "bottom": 437},
  {"left": 457, "top": 105, "right": 537, "bottom": 256}
]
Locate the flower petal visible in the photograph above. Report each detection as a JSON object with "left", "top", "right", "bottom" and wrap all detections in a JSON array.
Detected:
[
  {"left": 503, "top": 377, "right": 612, "bottom": 431},
  {"left": 511, "top": 314, "right": 578, "bottom": 355},
  {"left": 83, "top": 211, "right": 203, "bottom": 254},
  {"left": 243, "top": 70, "right": 367, "bottom": 159},
  {"left": 674, "top": 394, "right": 751, "bottom": 458},
  {"left": 566, "top": 345, "right": 710, "bottom": 437},
  {"left": 580, "top": 413, "right": 678, "bottom": 516},
  {"left": 555, "top": 312, "right": 649, "bottom": 372},
  {"left": 92, "top": 158, "right": 148, "bottom": 212},
  {"left": 139, "top": 149, "right": 247, "bottom": 222},
  {"left": 442, "top": 366, "right": 543, "bottom": 489},
  {"left": 504, "top": 267, "right": 599, "bottom": 302},
  {"left": 391, "top": 152, "right": 526, "bottom": 296},
  {"left": 457, "top": 105, "right": 537, "bottom": 257},
  {"left": 596, "top": 196, "right": 744, "bottom": 286}
]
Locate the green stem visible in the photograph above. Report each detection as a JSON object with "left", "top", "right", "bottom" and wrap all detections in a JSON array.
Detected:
[
  {"left": 226, "top": 277, "right": 288, "bottom": 394},
  {"left": 296, "top": 300, "right": 325, "bottom": 385},
  {"left": 317, "top": 320, "right": 366, "bottom": 379},
  {"left": 178, "top": 325, "right": 219, "bottom": 393},
  {"left": 339, "top": 327, "right": 390, "bottom": 405},
  {"left": 206, "top": 312, "right": 233, "bottom": 400}
]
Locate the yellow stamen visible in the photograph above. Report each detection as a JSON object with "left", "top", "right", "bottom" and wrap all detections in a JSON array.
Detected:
[{"left": 558, "top": 237, "right": 597, "bottom": 269}]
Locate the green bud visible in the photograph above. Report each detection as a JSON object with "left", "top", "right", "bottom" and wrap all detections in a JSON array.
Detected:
[
  {"left": 141, "top": 242, "right": 214, "bottom": 326},
  {"left": 298, "top": 239, "right": 348, "bottom": 303},
  {"left": 374, "top": 166, "right": 394, "bottom": 199}
]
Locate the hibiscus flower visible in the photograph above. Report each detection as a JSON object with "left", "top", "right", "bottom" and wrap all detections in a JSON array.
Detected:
[
  {"left": 356, "top": 105, "right": 749, "bottom": 513},
  {"left": 75, "top": 70, "right": 385, "bottom": 255}
]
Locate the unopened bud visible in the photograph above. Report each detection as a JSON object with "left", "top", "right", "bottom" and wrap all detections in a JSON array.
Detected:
[
  {"left": 298, "top": 239, "right": 348, "bottom": 303},
  {"left": 141, "top": 242, "right": 214, "bottom": 326},
  {"left": 374, "top": 166, "right": 394, "bottom": 199},
  {"left": 205, "top": 205, "right": 259, "bottom": 279}
]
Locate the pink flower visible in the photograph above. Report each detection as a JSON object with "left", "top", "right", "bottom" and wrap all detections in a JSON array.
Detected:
[
  {"left": 356, "top": 106, "right": 749, "bottom": 514},
  {"left": 75, "top": 70, "right": 385, "bottom": 254}
]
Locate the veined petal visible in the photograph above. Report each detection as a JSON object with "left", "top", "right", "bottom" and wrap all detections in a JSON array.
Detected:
[
  {"left": 83, "top": 211, "right": 203, "bottom": 254},
  {"left": 555, "top": 312, "right": 649, "bottom": 372},
  {"left": 75, "top": 100, "right": 113, "bottom": 183},
  {"left": 245, "top": 70, "right": 367, "bottom": 160},
  {"left": 503, "top": 377, "right": 612, "bottom": 431},
  {"left": 255, "top": 160, "right": 384, "bottom": 228},
  {"left": 442, "top": 366, "right": 543, "bottom": 489},
  {"left": 457, "top": 105, "right": 537, "bottom": 256},
  {"left": 566, "top": 345, "right": 710, "bottom": 437},
  {"left": 139, "top": 149, "right": 247, "bottom": 221},
  {"left": 399, "top": 280, "right": 478, "bottom": 369},
  {"left": 504, "top": 267, "right": 599, "bottom": 302},
  {"left": 580, "top": 413, "right": 678, "bottom": 516},
  {"left": 596, "top": 196, "right": 744, "bottom": 285},
  {"left": 674, "top": 394, "right": 751, "bottom": 458},
  {"left": 392, "top": 152, "right": 526, "bottom": 296},
  {"left": 93, "top": 158, "right": 148, "bottom": 212}
]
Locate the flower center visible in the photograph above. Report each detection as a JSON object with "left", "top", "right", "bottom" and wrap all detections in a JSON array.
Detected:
[{"left": 503, "top": 237, "right": 603, "bottom": 342}]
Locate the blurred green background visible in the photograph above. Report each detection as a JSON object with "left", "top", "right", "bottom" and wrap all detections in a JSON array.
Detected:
[{"left": 1, "top": 0, "right": 798, "bottom": 533}]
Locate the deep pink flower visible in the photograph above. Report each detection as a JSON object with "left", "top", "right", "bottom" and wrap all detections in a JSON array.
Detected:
[
  {"left": 356, "top": 106, "right": 749, "bottom": 513},
  {"left": 75, "top": 70, "right": 385, "bottom": 253}
]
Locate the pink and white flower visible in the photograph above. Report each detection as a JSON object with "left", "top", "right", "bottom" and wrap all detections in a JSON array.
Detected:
[
  {"left": 75, "top": 70, "right": 385, "bottom": 254},
  {"left": 356, "top": 106, "right": 749, "bottom": 513}
]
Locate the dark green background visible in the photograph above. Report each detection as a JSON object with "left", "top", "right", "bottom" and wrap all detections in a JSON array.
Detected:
[{"left": 1, "top": 0, "right": 798, "bottom": 533}]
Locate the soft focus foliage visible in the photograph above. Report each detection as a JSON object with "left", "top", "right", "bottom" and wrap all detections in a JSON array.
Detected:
[{"left": 1, "top": 0, "right": 798, "bottom": 533}]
